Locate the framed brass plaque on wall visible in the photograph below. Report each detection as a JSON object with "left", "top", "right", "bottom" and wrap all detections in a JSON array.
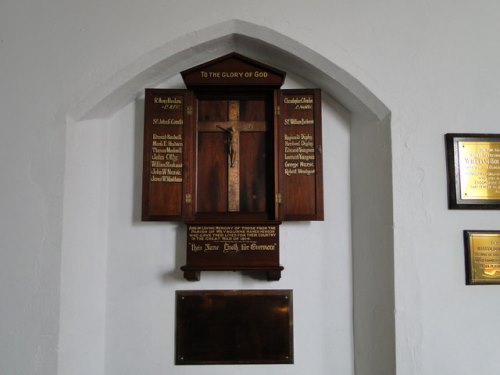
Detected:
[
  {"left": 446, "top": 134, "right": 500, "bottom": 209},
  {"left": 464, "top": 230, "right": 500, "bottom": 285}
]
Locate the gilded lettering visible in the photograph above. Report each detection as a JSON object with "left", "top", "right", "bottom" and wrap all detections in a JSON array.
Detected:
[
  {"left": 152, "top": 118, "right": 183, "bottom": 125},
  {"left": 284, "top": 118, "right": 314, "bottom": 126},
  {"left": 153, "top": 97, "right": 182, "bottom": 104}
]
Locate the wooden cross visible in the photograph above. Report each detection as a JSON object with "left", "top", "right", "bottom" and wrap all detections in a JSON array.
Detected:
[{"left": 198, "top": 100, "right": 267, "bottom": 212}]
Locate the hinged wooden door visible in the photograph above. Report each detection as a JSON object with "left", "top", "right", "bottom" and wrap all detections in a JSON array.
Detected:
[
  {"left": 142, "top": 89, "right": 194, "bottom": 221},
  {"left": 275, "top": 89, "right": 324, "bottom": 220}
]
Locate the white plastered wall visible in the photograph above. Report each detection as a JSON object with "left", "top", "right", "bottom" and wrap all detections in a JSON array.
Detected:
[{"left": 60, "top": 23, "right": 394, "bottom": 375}]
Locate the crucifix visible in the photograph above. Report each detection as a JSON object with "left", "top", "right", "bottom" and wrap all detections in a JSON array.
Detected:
[{"left": 197, "top": 99, "right": 268, "bottom": 212}]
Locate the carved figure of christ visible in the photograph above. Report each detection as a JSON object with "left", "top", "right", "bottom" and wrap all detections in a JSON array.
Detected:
[{"left": 197, "top": 100, "right": 267, "bottom": 212}]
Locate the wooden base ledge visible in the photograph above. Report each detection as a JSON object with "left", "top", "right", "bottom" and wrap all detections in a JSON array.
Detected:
[{"left": 180, "top": 265, "right": 284, "bottom": 281}]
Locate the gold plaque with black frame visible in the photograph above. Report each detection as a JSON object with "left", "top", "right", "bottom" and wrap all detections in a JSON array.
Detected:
[
  {"left": 446, "top": 133, "right": 500, "bottom": 209},
  {"left": 464, "top": 230, "right": 500, "bottom": 285},
  {"left": 142, "top": 53, "right": 324, "bottom": 280},
  {"left": 175, "top": 290, "right": 293, "bottom": 365}
]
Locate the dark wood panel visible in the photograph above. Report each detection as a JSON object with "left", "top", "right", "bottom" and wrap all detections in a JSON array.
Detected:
[
  {"left": 142, "top": 89, "right": 191, "bottom": 221},
  {"left": 176, "top": 289, "right": 293, "bottom": 365},
  {"left": 181, "top": 53, "right": 286, "bottom": 88},
  {"left": 277, "top": 89, "right": 324, "bottom": 221},
  {"left": 196, "top": 132, "right": 227, "bottom": 213},
  {"left": 239, "top": 99, "right": 266, "bottom": 121},
  {"left": 197, "top": 100, "right": 228, "bottom": 122},
  {"left": 240, "top": 132, "right": 268, "bottom": 213},
  {"left": 148, "top": 183, "right": 182, "bottom": 216}
]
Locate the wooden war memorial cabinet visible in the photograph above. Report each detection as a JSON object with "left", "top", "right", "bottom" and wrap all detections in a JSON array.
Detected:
[{"left": 142, "top": 53, "right": 324, "bottom": 280}]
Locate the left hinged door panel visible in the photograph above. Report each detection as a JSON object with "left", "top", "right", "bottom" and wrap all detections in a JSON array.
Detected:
[{"left": 142, "top": 89, "right": 194, "bottom": 221}]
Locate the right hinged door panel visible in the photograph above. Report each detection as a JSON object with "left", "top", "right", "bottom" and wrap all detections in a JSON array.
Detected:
[{"left": 276, "top": 89, "right": 324, "bottom": 221}]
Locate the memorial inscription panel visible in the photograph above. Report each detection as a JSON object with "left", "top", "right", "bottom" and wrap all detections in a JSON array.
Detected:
[
  {"left": 278, "top": 89, "right": 323, "bottom": 220},
  {"left": 187, "top": 225, "right": 278, "bottom": 253},
  {"left": 446, "top": 134, "right": 500, "bottom": 209},
  {"left": 142, "top": 90, "right": 193, "bottom": 220},
  {"left": 464, "top": 231, "right": 500, "bottom": 285},
  {"left": 182, "top": 224, "right": 281, "bottom": 281}
]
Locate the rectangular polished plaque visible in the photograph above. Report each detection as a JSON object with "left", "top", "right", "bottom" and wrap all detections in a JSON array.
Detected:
[
  {"left": 175, "top": 290, "right": 293, "bottom": 365},
  {"left": 446, "top": 134, "right": 500, "bottom": 209},
  {"left": 464, "top": 231, "right": 500, "bottom": 285}
]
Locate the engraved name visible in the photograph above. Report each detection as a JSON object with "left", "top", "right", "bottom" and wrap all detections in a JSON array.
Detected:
[
  {"left": 283, "top": 133, "right": 316, "bottom": 176},
  {"left": 284, "top": 118, "right": 314, "bottom": 126},
  {"left": 150, "top": 132, "right": 183, "bottom": 183},
  {"left": 154, "top": 97, "right": 182, "bottom": 104},
  {"left": 284, "top": 96, "right": 313, "bottom": 110},
  {"left": 152, "top": 118, "right": 183, "bottom": 125}
]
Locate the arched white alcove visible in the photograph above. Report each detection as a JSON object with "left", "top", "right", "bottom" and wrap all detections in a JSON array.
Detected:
[{"left": 60, "top": 19, "right": 394, "bottom": 375}]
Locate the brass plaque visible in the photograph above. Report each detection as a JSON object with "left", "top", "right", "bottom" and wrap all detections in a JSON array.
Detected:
[
  {"left": 446, "top": 134, "right": 500, "bottom": 209},
  {"left": 464, "top": 231, "right": 500, "bottom": 284},
  {"left": 458, "top": 141, "right": 500, "bottom": 200},
  {"left": 175, "top": 290, "right": 293, "bottom": 365}
]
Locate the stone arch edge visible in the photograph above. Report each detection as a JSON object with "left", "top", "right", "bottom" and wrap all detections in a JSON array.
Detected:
[{"left": 68, "top": 19, "right": 389, "bottom": 123}]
